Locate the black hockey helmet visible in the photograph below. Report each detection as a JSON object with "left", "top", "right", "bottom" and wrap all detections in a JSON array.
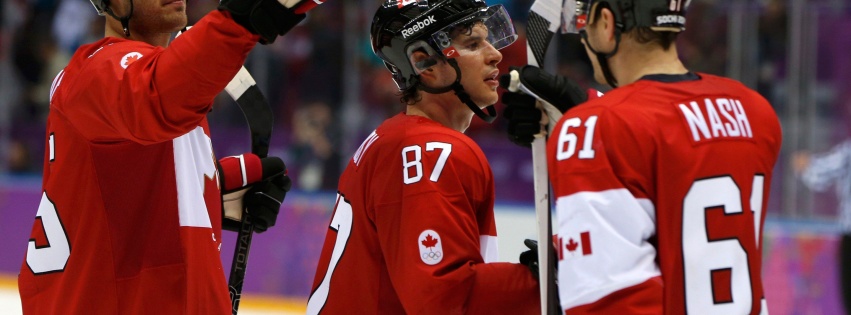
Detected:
[
  {"left": 370, "top": 0, "right": 516, "bottom": 91},
  {"left": 369, "top": 0, "right": 516, "bottom": 123},
  {"left": 571, "top": 0, "right": 689, "bottom": 87},
  {"left": 90, "top": 0, "right": 109, "bottom": 16},
  {"left": 573, "top": 0, "right": 689, "bottom": 33},
  {"left": 89, "top": 0, "right": 135, "bottom": 37}
]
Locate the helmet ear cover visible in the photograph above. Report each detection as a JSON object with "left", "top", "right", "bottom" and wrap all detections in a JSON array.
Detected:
[{"left": 407, "top": 40, "right": 442, "bottom": 73}]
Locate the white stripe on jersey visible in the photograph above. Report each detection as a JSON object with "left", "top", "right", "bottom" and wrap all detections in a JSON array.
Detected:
[
  {"left": 556, "top": 188, "right": 660, "bottom": 310},
  {"left": 479, "top": 235, "right": 498, "bottom": 263},
  {"left": 354, "top": 131, "right": 379, "bottom": 166},
  {"left": 49, "top": 70, "right": 65, "bottom": 102},
  {"left": 173, "top": 126, "right": 216, "bottom": 228}
]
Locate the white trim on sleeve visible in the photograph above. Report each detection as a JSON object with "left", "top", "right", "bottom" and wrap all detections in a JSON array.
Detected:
[{"left": 556, "top": 188, "right": 660, "bottom": 310}]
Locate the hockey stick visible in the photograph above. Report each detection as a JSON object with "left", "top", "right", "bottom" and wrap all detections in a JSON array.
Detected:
[
  {"left": 177, "top": 26, "right": 273, "bottom": 315},
  {"left": 223, "top": 66, "right": 273, "bottom": 315},
  {"left": 522, "top": 0, "right": 568, "bottom": 314},
  {"left": 227, "top": 3, "right": 331, "bottom": 314}
]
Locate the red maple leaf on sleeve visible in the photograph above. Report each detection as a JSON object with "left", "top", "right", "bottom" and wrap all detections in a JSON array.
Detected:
[
  {"left": 565, "top": 238, "right": 579, "bottom": 252},
  {"left": 126, "top": 55, "right": 139, "bottom": 66},
  {"left": 421, "top": 234, "right": 438, "bottom": 248}
]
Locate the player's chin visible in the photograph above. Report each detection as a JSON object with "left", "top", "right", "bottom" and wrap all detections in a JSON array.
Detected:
[
  {"left": 472, "top": 90, "right": 499, "bottom": 108},
  {"left": 164, "top": 15, "right": 188, "bottom": 32}
]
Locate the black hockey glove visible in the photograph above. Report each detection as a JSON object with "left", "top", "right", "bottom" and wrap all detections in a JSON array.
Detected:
[
  {"left": 219, "top": 0, "right": 307, "bottom": 44},
  {"left": 520, "top": 239, "right": 562, "bottom": 310},
  {"left": 500, "top": 65, "right": 588, "bottom": 147},
  {"left": 242, "top": 171, "right": 291, "bottom": 233},
  {"left": 519, "top": 238, "right": 560, "bottom": 280},
  {"left": 519, "top": 239, "right": 541, "bottom": 280},
  {"left": 219, "top": 154, "right": 290, "bottom": 233}
]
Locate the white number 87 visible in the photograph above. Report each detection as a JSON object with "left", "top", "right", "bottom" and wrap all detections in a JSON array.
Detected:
[{"left": 402, "top": 142, "right": 452, "bottom": 184}]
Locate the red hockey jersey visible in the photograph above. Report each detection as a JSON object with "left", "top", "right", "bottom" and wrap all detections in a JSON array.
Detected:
[
  {"left": 18, "top": 11, "right": 258, "bottom": 315},
  {"left": 548, "top": 73, "right": 781, "bottom": 315},
  {"left": 307, "top": 113, "right": 540, "bottom": 314}
]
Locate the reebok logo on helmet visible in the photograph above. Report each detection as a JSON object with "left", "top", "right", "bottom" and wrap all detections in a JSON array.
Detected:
[{"left": 401, "top": 15, "right": 437, "bottom": 38}]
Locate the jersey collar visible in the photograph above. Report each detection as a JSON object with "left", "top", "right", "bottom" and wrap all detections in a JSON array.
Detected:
[{"left": 639, "top": 72, "right": 700, "bottom": 83}]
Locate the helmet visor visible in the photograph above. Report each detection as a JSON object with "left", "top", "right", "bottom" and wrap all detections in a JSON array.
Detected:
[{"left": 429, "top": 5, "right": 517, "bottom": 58}]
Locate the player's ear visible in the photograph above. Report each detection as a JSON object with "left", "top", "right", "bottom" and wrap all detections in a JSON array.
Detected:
[
  {"left": 411, "top": 50, "right": 440, "bottom": 82},
  {"left": 586, "top": 5, "right": 617, "bottom": 52},
  {"left": 598, "top": 7, "right": 617, "bottom": 45}
]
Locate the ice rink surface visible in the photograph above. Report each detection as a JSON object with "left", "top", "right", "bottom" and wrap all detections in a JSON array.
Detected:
[{"left": 0, "top": 278, "right": 306, "bottom": 315}]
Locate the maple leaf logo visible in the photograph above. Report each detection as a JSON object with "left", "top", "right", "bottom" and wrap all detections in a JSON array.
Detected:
[
  {"left": 421, "top": 234, "right": 438, "bottom": 248},
  {"left": 125, "top": 55, "right": 139, "bottom": 66},
  {"left": 120, "top": 52, "right": 143, "bottom": 69},
  {"left": 565, "top": 238, "right": 579, "bottom": 253}
]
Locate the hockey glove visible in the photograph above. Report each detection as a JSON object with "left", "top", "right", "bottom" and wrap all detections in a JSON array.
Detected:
[
  {"left": 219, "top": 0, "right": 312, "bottom": 44},
  {"left": 500, "top": 65, "right": 588, "bottom": 147},
  {"left": 519, "top": 239, "right": 541, "bottom": 280},
  {"left": 519, "top": 238, "right": 562, "bottom": 310},
  {"left": 243, "top": 171, "right": 291, "bottom": 232},
  {"left": 218, "top": 153, "right": 290, "bottom": 232}
]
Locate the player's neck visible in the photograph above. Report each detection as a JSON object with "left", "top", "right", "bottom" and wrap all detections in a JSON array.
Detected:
[
  {"left": 407, "top": 94, "right": 473, "bottom": 133},
  {"left": 610, "top": 41, "right": 687, "bottom": 86},
  {"left": 104, "top": 21, "right": 172, "bottom": 47}
]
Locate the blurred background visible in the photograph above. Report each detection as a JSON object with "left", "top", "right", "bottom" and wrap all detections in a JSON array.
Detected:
[{"left": 1, "top": 0, "right": 850, "bottom": 313}]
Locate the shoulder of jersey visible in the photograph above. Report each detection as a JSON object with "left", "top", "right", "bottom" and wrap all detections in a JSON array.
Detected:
[
  {"left": 569, "top": 85, "right": 639, "bottom": 117},
  {"left": 77, "top": 38, "right": 157, "bottom": 71},
  {"left": 699, "top": 73, "right": 763, "bottom": 99},
  {"left": 571, "top": 75, "right": 736, "bottom": 115},
  {"left": 375, "top": 116, "right": 483, "bottom": 154}
]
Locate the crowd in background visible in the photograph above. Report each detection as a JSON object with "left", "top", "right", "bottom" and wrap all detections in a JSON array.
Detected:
[{"left": 1, "top": 0, "right": 849, "bottom": 217}]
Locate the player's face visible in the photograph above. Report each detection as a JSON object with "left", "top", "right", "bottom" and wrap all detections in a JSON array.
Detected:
[
  {"left": 113, "top": 0, "right": 188, "bottom": 34},
  {"left": 451, "top": 24, "right": 503, "bottom": 106}
]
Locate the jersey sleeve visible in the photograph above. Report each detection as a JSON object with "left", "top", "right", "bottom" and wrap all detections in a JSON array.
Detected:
[
  {"left": 69, "top": 11, "right": 258, "bottom": 144},
  {"left": 371, "top": 133, "right": 539, "bottom": 315},
  {"left": 547, "top": 105, "right": 663, "bottom": 314},
  {"left": 801, "top": 140, "right": 851, "bottom": 191}
]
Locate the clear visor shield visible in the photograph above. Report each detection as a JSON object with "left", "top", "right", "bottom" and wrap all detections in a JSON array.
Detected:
[{"left": 429, "top": 5, "right": 517, "bottom": 58}]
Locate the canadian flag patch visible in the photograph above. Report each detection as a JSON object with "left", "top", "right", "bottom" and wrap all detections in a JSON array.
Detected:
[
  {"left": 120, "top": 52, "right": 143, "bottom": 69},
  {"left": 418, "top": 229, "right": 443, "bottom": 265},
  {"left": 557, "top": 231, "right": 592, "bottom": 260}
]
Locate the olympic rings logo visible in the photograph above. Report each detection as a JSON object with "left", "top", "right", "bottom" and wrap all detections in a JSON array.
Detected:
[{"left": 421, "top": 251, "right": 443, "bottom": 260}]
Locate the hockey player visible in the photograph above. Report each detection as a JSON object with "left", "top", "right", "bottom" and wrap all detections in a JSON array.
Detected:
[
  {"left": 307, "top": 0, "right": 541, "bottom": 313},
  {"left": 16, "top": 0, "right": 314, "bottom": 313},
  {"left": 501, "top": 0, "right": 782, "bottom": 314}
]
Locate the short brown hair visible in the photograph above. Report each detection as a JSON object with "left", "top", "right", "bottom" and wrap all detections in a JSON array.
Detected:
[
  {"left": 400, "top": 85, "right": 422, "bottom": 105},
  {"left": 627, "top": 27, "right": 679, "bottom": 50}
]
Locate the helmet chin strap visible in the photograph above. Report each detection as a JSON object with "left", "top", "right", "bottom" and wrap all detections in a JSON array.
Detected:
[
  {"left": 581, "top": 29, "right": 621, "bottom": 88},
  {"left": 417, "top": 59, "right": 498, "bottom": 123},
  {"left": 104, "top": 0, "right": 135, "bottom": 37}
]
